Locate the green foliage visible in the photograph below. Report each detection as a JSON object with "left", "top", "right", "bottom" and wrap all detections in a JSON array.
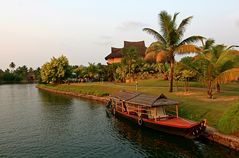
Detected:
[
  {"left": 15, "top": 65, "right": 28, "bottom": 81},
  {"left": 106, "top": 63, "right": 120, "bottom": 81},
  {"left": 181, "top": 70, "right": 196, "bottom": 80},
  {"left": 143, "top": 11, "right": 203, "bottom": 92},
  {"left": 195, "top": 39, "right": 239, "bottom": 97},
  {"left": 175, "top": 58, "right": 198, "bottom": 81},
  {"left": 72, "top": 63, "right": 109, "bottom": 82},
  {"left": 38, "top": 84, "right": 109, "bottom": 97},
  {"left": 40, "top": 55, "right": 71, "bottom": 83},
  {"left": 197, "top": 41, "right": 239, "bottom": 83},
  {"left": 115, "top": 46, "right": 144, "bottom": 82},
  {"left": 0, "top": 65, "right": 39, "bottom": 83},
  {"left": 217, "top": 102, "right": 239, "bottom": 134},
  {"left": 2, "top": 71, "right": 21, "bottom": 82}
]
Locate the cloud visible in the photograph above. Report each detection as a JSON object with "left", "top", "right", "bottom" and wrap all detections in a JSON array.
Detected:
[
  {"left": 94, "top": 41, "right": 113, "bottom": 46},
  {"left": 99, "top": 35, "right": 112, "bottom": 40},
  {"left": 94, "top": 36, "right": 113, "bottom": 46},
  {"left": 117, "top": 21, "right": 147, "bottom": 31},
  {"left": 237, "top": 20, "right": 239, "bottom": 27}
]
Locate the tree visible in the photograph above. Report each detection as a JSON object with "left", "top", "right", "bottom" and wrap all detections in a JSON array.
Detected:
[
  {"left": 143, "top": 11, "right": 203, "bottom": 92},
  {"left": 73, "top": 65, "right": 86, "bottom": 79},
  {"left": 0, "top": 69, "right": 4, "bottom": 82},
  {"left": 86, "top": 63, "right": 102, "bottom": 81},
  {"left": 181, "top": 70, "right": 196, "bottom": 92},
  {"left": 15, "top": 65, "right": 28, "bottom": 81},
  {"left": 34, "top": 67, "right": 41, "bottom": 82},
  {"left": 121, "top": 46, "right": 143, "bottom": 82},
  {"left": 180, "top": 56, "right": 202, "bottom": 81},
  {"left": 144, "top": 42, "right": 168, "bottom": 64},
  {"left": 115, "top": 66, "right": 127, "bottom": 82},
  {"left": 195, "top": 39, "right": 239, "bottom": 98},
  {"left": 40, "top": 55, "right": 71, "bottom": 83},
  {"left": 9, "top": 62, "right": 16, "bottom": 73},
  {"left": 106, "top": 63, "right": 120, "bottom": 82}
]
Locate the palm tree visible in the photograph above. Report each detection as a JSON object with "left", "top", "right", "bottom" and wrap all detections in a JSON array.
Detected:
[
  {"left": 195, "top": 39, "right": 239, "bottom": 98},
  {"left": 143, "top": 11, "right": 204, "bottom": 92},
  {"left": 87, "top": 63, "right": 99, "bottom": 81},
  {"left": 9, "top": 62, "right": 16, "bottom": 73},
  {"left": 144, "top": 42, "right": 168, "bottom": 63},
  {"left": 121, "top": 46, "right": 142, "bottom": 82}
]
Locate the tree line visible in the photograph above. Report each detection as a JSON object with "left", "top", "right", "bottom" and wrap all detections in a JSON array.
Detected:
[{"left": 0, "top": 62, "right": 40, "bottom": 84}]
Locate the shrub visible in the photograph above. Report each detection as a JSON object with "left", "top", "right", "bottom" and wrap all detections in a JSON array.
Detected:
[{"left": 217, "top": 102, "right": 239, "bottom": 135}]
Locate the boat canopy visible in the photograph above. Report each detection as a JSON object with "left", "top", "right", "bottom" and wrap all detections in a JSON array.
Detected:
[{"left": 111, "top": 91, "right": 178, "bottom": 107}]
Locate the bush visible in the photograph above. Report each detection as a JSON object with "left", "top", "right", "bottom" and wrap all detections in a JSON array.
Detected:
[{"left": 217, "top": 102, "right": 239, "bottom": 135}]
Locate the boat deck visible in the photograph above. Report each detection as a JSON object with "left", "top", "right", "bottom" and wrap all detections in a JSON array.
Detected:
[
  {"left": 120, "top": 111, "right": 199, "bottom": 129},
  {"left": 145, "top": 117, "right": 199, "bottom": 128}
]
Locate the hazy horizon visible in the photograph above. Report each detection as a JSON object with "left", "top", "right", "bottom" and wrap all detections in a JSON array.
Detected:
[{"left": 0, "top": 0, "right": 238, "bottom": 70}]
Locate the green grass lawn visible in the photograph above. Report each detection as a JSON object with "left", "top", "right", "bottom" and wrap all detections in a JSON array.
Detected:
[{"left": 38, "top": 79, "right": 239, "bottom": 135}]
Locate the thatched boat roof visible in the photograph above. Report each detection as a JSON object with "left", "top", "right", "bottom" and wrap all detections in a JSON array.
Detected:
[
  {"left": 111, "top": 91, "right": 178, "bottom": 107},
  {"left": 105, "top": 41, "right": 147, "bottom": 60}
]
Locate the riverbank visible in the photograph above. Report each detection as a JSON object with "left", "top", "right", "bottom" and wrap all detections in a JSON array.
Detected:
[
  {"left": 204, "top": 127, "right": 239, "bottom": 151},
  {"left": 36, "top": 82, "right": 239, "bottom": 151},
  {"left": 36, "top": 85, "right": 109, "bottom": 103}
]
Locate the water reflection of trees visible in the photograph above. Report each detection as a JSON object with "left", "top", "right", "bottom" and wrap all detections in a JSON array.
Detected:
[
  {"left": 110, "top": 118, "right": 239, "bottom": 158},
  {"left": 38, "top": 90, "right": 74, "bottom": 137},
  {"left": 38, "top": 90, "right": 73, "bottom": 105}
]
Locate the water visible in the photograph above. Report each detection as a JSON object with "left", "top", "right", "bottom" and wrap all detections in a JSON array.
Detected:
[{"left": 0, "top": 84, "right": 238, "bottom": 158}]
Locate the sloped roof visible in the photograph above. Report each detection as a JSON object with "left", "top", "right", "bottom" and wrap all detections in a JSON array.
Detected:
[
  {"left": 105, "top": 47, "right": 122, "bottom": 60},
  {"left": 124, "top": 41, "right": 146, "bottom": 57},
  {"left": 111, "top": 91, "right": 178, "bottom": 107},
  {"left": 105, "top": 41, "right": 147, "bottom": 60}
]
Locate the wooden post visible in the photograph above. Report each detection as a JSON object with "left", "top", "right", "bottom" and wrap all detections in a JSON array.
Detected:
[
  {"left": 138, "top": 106, "right": 141, "bottom": 117},
  {"left": 155, "top": 107, "right": 157, "bottom": 121},
  {"left": 176, "top": 104, "right": 179, "bottom": 118}
]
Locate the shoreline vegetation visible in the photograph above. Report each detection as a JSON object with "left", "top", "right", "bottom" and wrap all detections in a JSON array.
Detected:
[{"left": 36, "top": 81, "right": 239, "bottom": 151}]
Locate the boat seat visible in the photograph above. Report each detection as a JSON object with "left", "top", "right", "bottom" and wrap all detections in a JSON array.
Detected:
[
  {"left": 129, "top": 111, "right": 138, "bottom": 116},
  {"left": 141, "top": 114, "right": 149, "bottom": 119}
]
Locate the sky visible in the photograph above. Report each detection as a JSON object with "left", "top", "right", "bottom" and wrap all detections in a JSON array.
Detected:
[{"left": 0, "top": 0, "right": 238, "bottom": 70}]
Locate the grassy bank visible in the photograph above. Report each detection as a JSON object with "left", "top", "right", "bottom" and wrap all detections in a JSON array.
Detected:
[
  {"left": 38, "top": 84, "right": 110, "bottom": 97},
  {"left": 37, "top": 79, "right": 239, "bottom": 135}
]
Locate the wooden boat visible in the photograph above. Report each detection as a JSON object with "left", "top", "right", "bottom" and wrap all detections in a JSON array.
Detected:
[{"left": 106, "top": 91, "right": 206, "bottom": 139}]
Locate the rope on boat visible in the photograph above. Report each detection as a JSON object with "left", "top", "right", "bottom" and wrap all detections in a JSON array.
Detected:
[{"left": 138, "top": 117, "right": 143, "bottom": 126}]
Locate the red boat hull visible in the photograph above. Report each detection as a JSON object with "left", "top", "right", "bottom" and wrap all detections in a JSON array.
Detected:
[{"left": 112, "top": 110, "right": 206, "bottom": 139}]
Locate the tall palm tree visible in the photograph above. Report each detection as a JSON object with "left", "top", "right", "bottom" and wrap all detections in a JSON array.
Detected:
[
  {"left": 196, "top": 39, "right": 239, "bottom": 98},
  {"left": 9, "top": 62, "right": 16, "bottom": 73},
  {"left": 143, "top": 11, "right": 204, "bottom": 92}
]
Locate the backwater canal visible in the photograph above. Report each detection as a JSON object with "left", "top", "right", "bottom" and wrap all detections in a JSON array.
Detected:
[{"left": 0, "top": 84, "right": 238, "bottom": 158}]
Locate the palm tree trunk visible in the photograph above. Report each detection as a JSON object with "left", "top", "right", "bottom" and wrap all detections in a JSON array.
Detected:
[
  {"left": 207, "top": 81, "right": 213, "bottom": 99},
  {"left": 186, "top": 78, "right": 189, "bottom": 92},
  {"left": 216, "top": 81, "right": 220, "bottom": 93},
  {"left": 184, "top": 81, "right": 186, "bottom": 92},
  {"left": 169, "top": 59, "right": 174, "bottom": 92}
]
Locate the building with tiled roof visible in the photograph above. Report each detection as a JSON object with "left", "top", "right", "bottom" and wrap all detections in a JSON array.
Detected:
[{"left": 105, "top": 41, "right": 147, "bottom": 64}]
